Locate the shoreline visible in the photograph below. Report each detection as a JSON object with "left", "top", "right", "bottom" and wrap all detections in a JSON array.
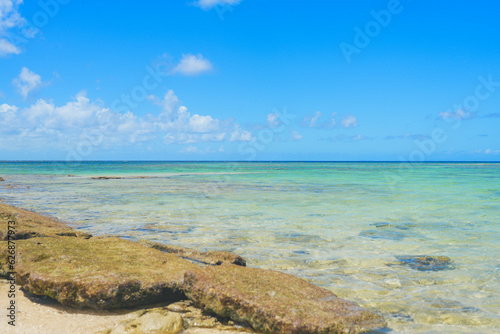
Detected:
[
  {"left": 0, "top": 199, "right": 386, "bottom": 334},
  {"left": 0, "top": 200, "right": 257, "bottom": 334}
]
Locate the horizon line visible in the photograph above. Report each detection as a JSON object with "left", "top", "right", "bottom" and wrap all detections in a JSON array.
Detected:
[{"left": 1, "top": 160, "right": 499, "bottom": 163}]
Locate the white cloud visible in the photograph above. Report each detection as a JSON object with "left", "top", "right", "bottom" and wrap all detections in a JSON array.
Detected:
[
  {"left": 327, "top": 134, "right": 371, "bottom": 142},
  {"left": 196, "top": 0, "right": 241, "bottom": 10},
  {"left": 0, "top": 0, "right": 30, "bottom": 57},
  {"left": 181, "top": 145, "right": 200, "bottom": 154},
  {"left": 341, "top": 115, "right": 358, "bottom": 128},
  {"left": 308, "top": 111, "right": 322, "bottom": 127},
  {"left": 0, "top": 38, "right": 20, "bottom": 56},
  {"left": 147, "top": 89, "right": 179, "bottom": 113},
  {"left": 438, "top": 108, "right": 472, "bottom": 120},
  {"left": 0, "top": 89, "right": 253, "bottom": 152},
  {"left": 189, "top": 114, "right": 220, "bottom": 133},
  {"left": 267, "top": 113, "right": 279, "bottom": 127},
  {"left": 230, "top": 125, "right": 253, "bottom": 142},
  {"left": 330, "top": 112, "right": 337, "bottom": 126},
  {"left": 352, "top": 134, "right": 366, "bottom": 140},
  {"left": 0, "top": 103, "right": 17, "bottom": 113},
  {"left": 291, "top": 130, "right": 303, "bottom": 141},
  {"left": 474, "top": 148, "right": 500, "bottom": 155},
  {"left": 172, "top": 54, "right": 213, "bottom": 76},
  {"left": 302, "top": 111, "right": 337, "bottom": 129},
  {"left": 12, "top": 67, "right": 43, "bottom": 98},
  {"left": 22, "top": 91, "right": 105, "bottom": 130}
]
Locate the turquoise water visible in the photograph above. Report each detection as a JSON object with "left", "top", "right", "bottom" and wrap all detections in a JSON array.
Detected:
[{"left": 1, "top": 161, "right": 499, "bottom": 333}]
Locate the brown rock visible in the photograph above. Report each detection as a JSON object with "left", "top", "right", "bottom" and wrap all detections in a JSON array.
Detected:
[
  {"left": 139, "top": 239, "right": 246, "bottom": 266},
  {"left": 0, "top": 203, "right": 92, "bottom": 240},
  {"left": 0, "top": 177, "right": 4, "bottom": 182},
  {"left": 184, "top": 264, "right": 386, "bottom": 334},
  {"left": 109, "top": 308, "right": 184, "bottom": 334},
  {"left": 0, "top": 236, "right": 197, "bottom": 309}
]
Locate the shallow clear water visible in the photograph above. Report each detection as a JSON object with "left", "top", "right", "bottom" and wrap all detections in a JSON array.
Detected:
[{"left": 1, "top": 161, "right": 499, "bottom": 333}]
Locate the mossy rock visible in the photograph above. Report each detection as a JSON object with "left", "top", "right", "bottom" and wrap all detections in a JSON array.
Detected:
[
  {"left": 184, "top": 264, "right": 386, "bottom": 334},
  {"left": 395, "top": 255, "right": 454, "bottom": 271},
  {"left": 1, "top": 236, "right": 197, "bottom": 309},
  {"left": 0, "top": 203, "right": 91, "bottom": 240},
  {"left": 139, "top": 239, "right": 246, "bottom": 266}
]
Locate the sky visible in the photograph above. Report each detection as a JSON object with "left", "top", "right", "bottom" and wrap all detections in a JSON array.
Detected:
[{"left": 0, "top": 0, "right": 499, "bottom": 161}]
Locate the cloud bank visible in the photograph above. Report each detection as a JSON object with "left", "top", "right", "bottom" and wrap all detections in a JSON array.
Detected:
[{"left": 0, "top": 90, "right": 253, "bottom": 153}]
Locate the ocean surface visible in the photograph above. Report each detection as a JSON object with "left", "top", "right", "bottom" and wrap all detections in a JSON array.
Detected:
[{"left": 0, "top": 161, "right": 499, "bottom": 333}]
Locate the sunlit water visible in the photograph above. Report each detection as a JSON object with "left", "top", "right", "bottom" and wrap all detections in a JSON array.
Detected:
[{"left": 1, "top": 161, "right": 499, "bottom": 333}]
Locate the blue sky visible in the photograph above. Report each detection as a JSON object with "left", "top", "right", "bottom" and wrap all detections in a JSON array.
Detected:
[{"left": 0, "top": 0, "right": 499, "bottom": 161}]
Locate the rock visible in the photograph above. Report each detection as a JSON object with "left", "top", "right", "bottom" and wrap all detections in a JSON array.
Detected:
[
  {"left": 359, "top": 229, "right": 406, "bottom": 241},
  {"left": 109, "top": 308, "right": 183, "bottom": 334},
  {"left": 395, "top": 255, "right": 454, "bottom": 271},
  {"left": 90, "top": 176, "right": 123, "bottom": 180},
  {"left": 0, "top": 203, "right": 92, "bottom": 240},
  {"left": 165, "top": 300, "right": 254, "bottom": 332},
  {"left": 139, "top": 239, "right": 246, "bottom": 266},
  {"left": 0, "top": 177, "right": 4, "bottom": 182},
  {"left": 182, "top": 329, "right": 252, "bottom": 334},
  {"left": 184, "top": 264, "right": 386, "bottom": 334},
  {"left": 0, "top": 236, "right": 197, "bottom": 309}
]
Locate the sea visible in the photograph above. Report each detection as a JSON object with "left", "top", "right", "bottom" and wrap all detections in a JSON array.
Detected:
[{"left": 0, "top": 161, "right": 499, "bottom": 333}]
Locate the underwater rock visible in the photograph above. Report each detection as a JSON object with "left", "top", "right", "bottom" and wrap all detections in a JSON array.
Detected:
[
  {"left": 425, "top": 298, "right": 480, "bottom": 313},
  {"left": 0, "top": 203, "right": 92, "bottom": 240},
  {"left": 359, "top": 229, "right": 406, "bottom": 241},
  {"left": 90, "top": 176, "right": 124, "bottom": 180},
  {"left": 184, "top": 264, "right": 387, "bottom": 334},
  {"left": 396, "top": 255, "right": 454, "bottom": 271},
  {"left": 370, "top": 222, "right": 414, "bottom": 230},
  {"left": 0, "top": 177, "right": 4, "bottom": 182},
  {"left": 139, "top": 239, "right": 246, "bottom": 266},
  {"left": 0, "top": 236, "right": 196, "bottom": 309},
  {"left": 385, "top": 312, "right": 414, "bottom": 323}
]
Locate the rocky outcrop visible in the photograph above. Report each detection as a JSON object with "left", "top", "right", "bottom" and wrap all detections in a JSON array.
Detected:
[
  {"left": 184, "top": 264, "right": 387, "bottom": 334},
  {"left": 0, "top": 203, "right": 91, "bottom": 240},
  {"left": 139, "top": 239, "right": 246, "bottom": 266},
  {"left": 1, "top": 236, "right": 196, "bottom": 309},
  {"left": 0, "top": 202, "right": 386, "bottom": 333}
]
